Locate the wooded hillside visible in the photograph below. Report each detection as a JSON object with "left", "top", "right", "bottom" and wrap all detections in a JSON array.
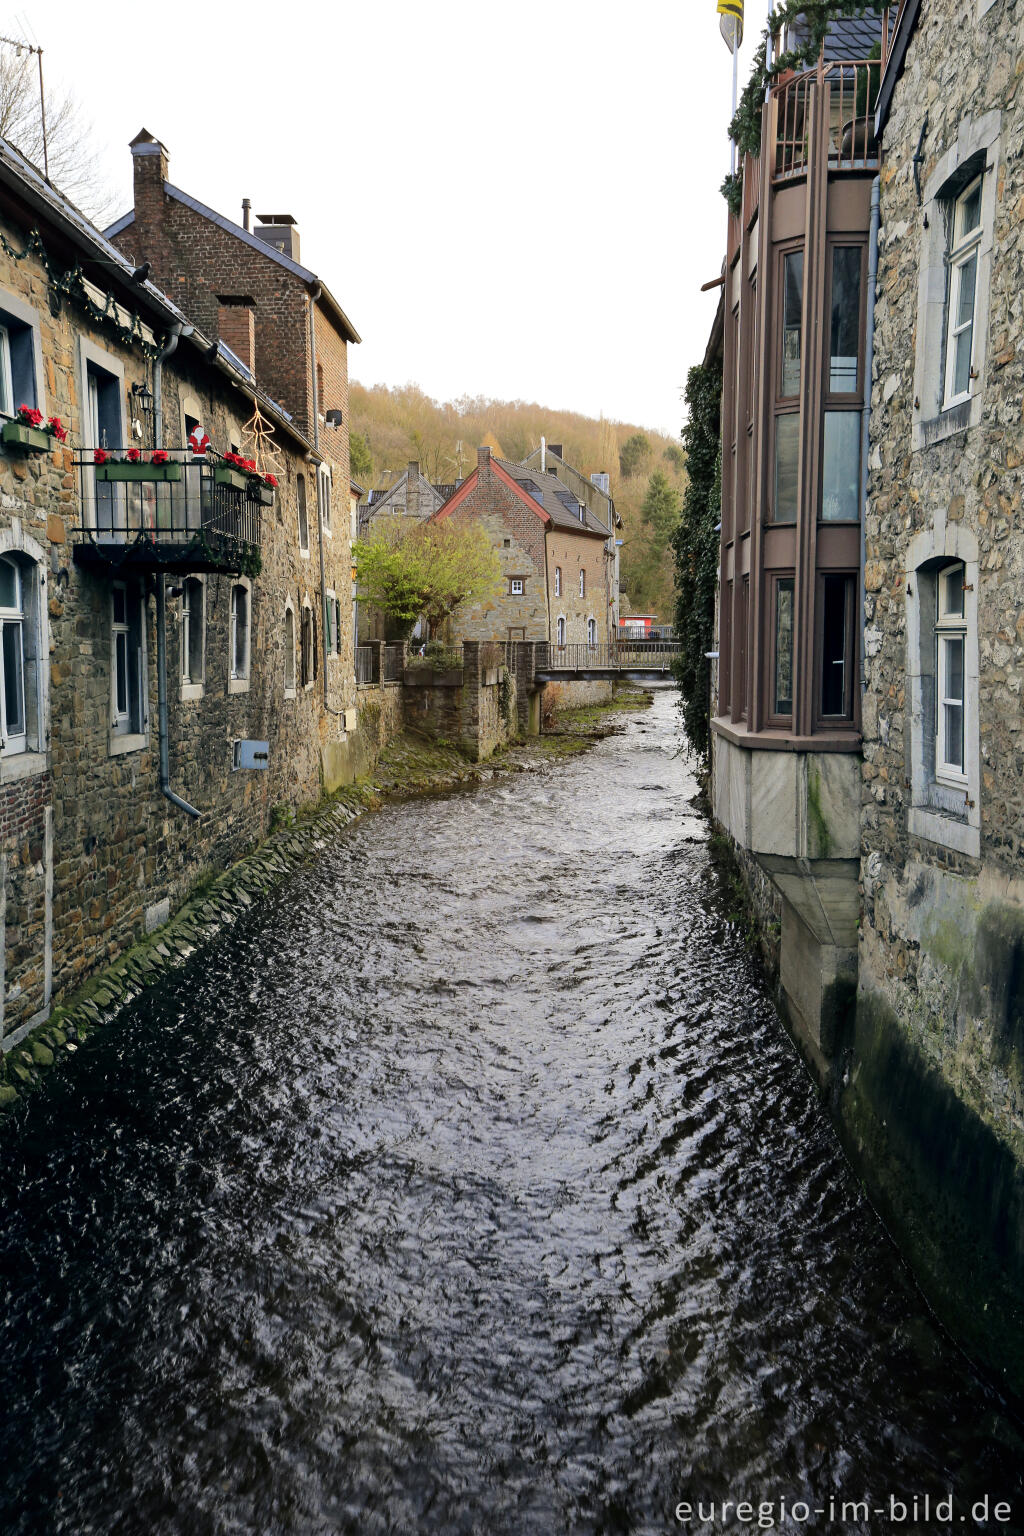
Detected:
[{"left": 349, "top": 382, "right": 686, "bottom": 621}]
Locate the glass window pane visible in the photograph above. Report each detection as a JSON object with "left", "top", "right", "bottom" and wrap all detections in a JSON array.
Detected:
[
  {"left": 943, "top": 568, "right": 964, "bottom": 618},
  {"left": 115, "top": 631, "right": 128, "bottom": 715},
  {"left": 2, "top": 621, "right": 24, "bottom": 736},
  {"left": 959, "top": 182, "right": 981, "bottom": 239},
  {"left": 953, "top": 326, "right": 973, "bottom": 398},
  {"left": 822, "top": 411, "right": 861, "bottom": 521},
  {"left": 956, "top": 251, "right": 978, "bottom": 328},
  {"left": 821, "top": 575, "right": 851, "bottom": 717},
  {"left": 773, "top": 413, "right": 800, "bottom": 523},
  {"left": 0, "top": 558, "right": 19, "bottom": 611},
  {"left": 782, "top": 252, "right": 803, "bottom": 396},
  {"left": 113, "top": 586, "right": 126, "bottom": 626},
  {"left": 944, "top": 634, "right": 964, "bottom": 701},
  {"left": 774, "top": 578, "right": 794, "bottom": 715},
  {"left": 0, "top": 327, "right": 11, "bottom": 418},
  {"left": 944, "top": 702, "right": 964, "bottom": 771},
  {"left": 829, "top": 248, "right": 861, "bottom": 392}
]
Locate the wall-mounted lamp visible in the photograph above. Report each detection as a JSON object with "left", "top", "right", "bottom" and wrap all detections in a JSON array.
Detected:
[
  {"left": 131, "top": 381, "right": 154, "bottom": 412},
  {"left": 325, "top": 408, "right": 343, "bottom": 428}
]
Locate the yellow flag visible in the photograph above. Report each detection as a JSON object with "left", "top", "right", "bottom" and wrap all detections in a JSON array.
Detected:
[{"left": 718, "top": 0, "right": 743, "bottom": 50}]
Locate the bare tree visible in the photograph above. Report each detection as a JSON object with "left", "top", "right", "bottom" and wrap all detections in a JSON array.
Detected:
[{"left": 0, "top": 50, "right": 117, "bottom": 225}]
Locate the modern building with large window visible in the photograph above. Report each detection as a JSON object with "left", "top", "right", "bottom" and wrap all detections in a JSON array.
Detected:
[{"left": 710, "top": 12, "right": 885, "bottom": 1064}]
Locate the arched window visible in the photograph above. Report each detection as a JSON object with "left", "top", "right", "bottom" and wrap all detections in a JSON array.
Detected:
[
  {"left": 284, "top": 606, "right": 296, "bottom": 695},
  {"left": 587, "top": 617, "right": 596, "bottom": 648},
  {"left": 556, "top": 615, "right": 566, "bottom": 648},
  {"left": 0, "top": 556, "right": 26, "bottom": 754},
  {"left": 297, "top": 474, "right": 309, "bottom": 552}
]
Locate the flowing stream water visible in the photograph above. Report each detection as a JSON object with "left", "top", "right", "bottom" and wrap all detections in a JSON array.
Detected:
[{"left": 1, "top": 689, "right": 1022, "bottom": 1535}]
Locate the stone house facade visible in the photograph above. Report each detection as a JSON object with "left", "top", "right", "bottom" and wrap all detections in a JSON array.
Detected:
[
  {"left": 849, "top": 0, "right": 1024, "bottom": 1401},
  {"left": 106, "top": 130, "right": 358, "bottom": 699},
  {"left": 520, "top": 441, "right": 621, "bottom": 631},
  {"left": 357, "top": 461, "right": 454, "bottom": 641},
  {"left": 0, "top": 135, "right": 359, "bottom": 1051},
  {"left": 431, "top": 447, "right": 611, "bottom": 648}
]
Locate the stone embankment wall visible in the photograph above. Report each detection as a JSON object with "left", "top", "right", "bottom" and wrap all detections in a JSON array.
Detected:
[{"left": 850, "top": 0, "right": 1024, "bottom": 1402}]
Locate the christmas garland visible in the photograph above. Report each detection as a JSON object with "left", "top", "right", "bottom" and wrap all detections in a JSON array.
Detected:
[
  {"left": 725, "top": 1, "right": 887, "bottom": 200},
  {"left": 0, "top": 224, "right": 162, "bottom": 359}
]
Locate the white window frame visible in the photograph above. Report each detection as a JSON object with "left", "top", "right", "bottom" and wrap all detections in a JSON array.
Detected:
[
  {"left": 554, "top": 567, "right": 562, "bottom": 598},
  {"left": 109, "top": 579, "right": 147, "bottom": 755},
  {"left": 0, "top": 556, "right": 26, "bottom": 755},
  {"left": 297, "top": 472, "right": 310, "bottom": 556},
  {"left": 579, "top": 569, "right": 586, "bottom": 598},
  {"left": 912, "top": 111, "right": 1000, "bottom": 450},
  {"left": 284, "top": 602, "right": 297, "bottom": 699},
  {"left": 0, "top": 289, "right": 45, "bottom": 425},
  {"left": 510, "top": 577, "right": 524, "bottom": 596},
  {"left": 228, "top": 579, "right": 252, "bottom": 694},
  {"left": 0, "top": 325, "right": 13, "bottom": 419},
  {"left": 556, "top": 615, "right": 566, "bottom": 648},
  {"left": 942, "top": 179, "right": 983, "bottom": 411},
  {"left": 325, "top": 588, "right": 338, "bottom": 656},
  {"left": 301, "top": 600, "right": 315, "bottom": 690},
  {"left": 587, "top": 616, "right": 597, "bottom": 648},
  {"left": 905, "top": 526, "right": 980, "bottom": 857},
  {"left": 319, "top": 465, "right": 332, "bottom": 537},
  {"left": 180, "top": 576, "right": 206, "bottom": 701},
  {"left": 935, "top": 563, "right": 968, "bottom": 787}
]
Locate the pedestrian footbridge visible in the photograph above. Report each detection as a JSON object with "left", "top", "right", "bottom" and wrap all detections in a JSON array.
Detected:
[{"left": 533, "top": 641, "right": 680, "bottom": 682}]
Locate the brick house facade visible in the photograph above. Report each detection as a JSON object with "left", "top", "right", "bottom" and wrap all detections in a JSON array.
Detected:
[
  {"left": 106, "top": 130, "right": 358, "bottom": 696},
  {"left": 433, "top": 447, "right": 611, "bottom": 647},
  {"left": 0, "top": 135, "right": 358, "bottom": 1050}
]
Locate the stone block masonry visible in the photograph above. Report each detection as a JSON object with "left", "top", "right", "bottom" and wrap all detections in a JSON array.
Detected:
[{"left": 850, "top": 0, "right": 1024, "bottom": 1402}]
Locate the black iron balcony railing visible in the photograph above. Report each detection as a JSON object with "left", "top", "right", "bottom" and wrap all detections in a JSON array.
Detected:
[{"left": 71, "top": 451, "right": 266, "bottom": 575}]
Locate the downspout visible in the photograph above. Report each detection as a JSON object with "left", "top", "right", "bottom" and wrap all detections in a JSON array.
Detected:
[
  {"left": 308, "top": 282, "right": 329, "bottom": 707},
  {"left": 153, "top": 323, "right": 201, "bottom": 819},
  {"left": 859, "top": 176, "right": 881, "bottom": 708}
]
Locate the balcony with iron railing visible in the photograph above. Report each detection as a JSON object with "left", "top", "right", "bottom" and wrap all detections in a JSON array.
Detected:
[{"left": 72, "top": 451, "right": 269, "bottom": 575}]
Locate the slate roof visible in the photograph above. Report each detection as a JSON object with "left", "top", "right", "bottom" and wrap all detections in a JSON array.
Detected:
[
  {"left": 788, "top": 13, "right": 882, "bottom": 60},
  {"left": 495, "top": 459, "right": 610, "bottom": 537}
]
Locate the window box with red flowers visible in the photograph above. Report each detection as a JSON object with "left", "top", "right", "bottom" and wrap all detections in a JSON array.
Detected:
[
  {"left": 250, "top": 472, "right": 277, "bottom": 506},
  {"left": 214, "top": 452, "right": 255, "bottom": 493},
  {"left": 93, "top": 448, "right": 182, "bottom": 483},
  {"left": 2, "top": 406, "right": 56, "bottom": 454}
]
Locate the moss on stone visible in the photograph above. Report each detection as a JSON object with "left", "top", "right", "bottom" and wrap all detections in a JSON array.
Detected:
[{"left": 806, "top": 765, "right": 832, "bottom": 859}]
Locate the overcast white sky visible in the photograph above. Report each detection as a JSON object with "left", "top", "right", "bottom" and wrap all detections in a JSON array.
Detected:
[{"left": 27, "top": 1, "right": 769, "bottom": 437}]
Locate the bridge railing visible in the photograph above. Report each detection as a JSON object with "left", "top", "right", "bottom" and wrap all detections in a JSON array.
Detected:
[{"left": 538, "top": 641, "right": 681, "bottom": 672}]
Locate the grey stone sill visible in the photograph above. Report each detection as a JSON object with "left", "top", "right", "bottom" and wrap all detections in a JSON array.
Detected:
[
  {"left": 109, "top": 732, "right": 147, "bottom": 757},
  {"left": 299, "top": 547, "right": 311, "bottom": 559},
  {"left": 180, "top": 682, "right": 204, "bottom": 703},
  {"left": 909, "top": 804, "right": 980, "bottom": 858},
  {"left": 914, "top": 400, "right": 972, "bottom": 451},
  {"left": 227, "top": 675, "right": 250, "bottom": 695},
  {"left": 0, "top": 749, "right": 47, "bottom": 781},
  {"left": 284, "top": 687, "right": 297, "bottom": 701}
]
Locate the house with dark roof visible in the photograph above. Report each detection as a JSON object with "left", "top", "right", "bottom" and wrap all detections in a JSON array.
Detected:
[
  {"left": 357, "top": 461, "right": 460, "bottom": 640},
  {"left": 519, "top": 440, "right": 621, "bottom": 630},
  {"left": 0, "top": 129, "right": 364, "bottom": 1054},
  {"left": 430, "top": 447, "right": 613, "bottom": 649}
]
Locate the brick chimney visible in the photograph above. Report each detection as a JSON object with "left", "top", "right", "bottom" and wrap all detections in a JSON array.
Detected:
[
  {"left": 477, "top": 445, "right": 491, "bottom": 473},
  {"left": 130, "top": 129, "right": 169, "bottom": 232},
  {"left": 406, "top": 461, "right": 419, "bottom": 518},
  {"left": 217, "top": 300, "right": 256, "bottom": 377}
]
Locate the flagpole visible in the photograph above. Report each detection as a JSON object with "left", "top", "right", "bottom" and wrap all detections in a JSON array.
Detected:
[{"left": 730, "top": 28, "right": 738, "bottom": 174}]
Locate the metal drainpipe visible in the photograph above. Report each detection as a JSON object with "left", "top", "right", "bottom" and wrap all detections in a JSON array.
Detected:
[
  {"left": 153, "top": 322, "right": 201, "bottom": 819},
  {"left": 308, "top": 283, "right": 330, "bottom": 707},
  {"left": 859, "top": 177, "right": 881, "bottom": 704}
]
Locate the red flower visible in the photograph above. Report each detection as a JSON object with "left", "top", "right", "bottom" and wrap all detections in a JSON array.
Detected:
[
  {"left": 126, "top": 447, "right": 141, "bottom": 463},
  {"left": 264, "top": 473, "right": 278, "bottom": 488},
  {"left": 240, "top": 457, "right": 256, "bottom": 473},
  {"left": 16, "top": 405, "right": 43, "bottom": 427},
  {"left": 46, "top": 416, "right": 67, "bottom": 443},
  {"left": 223, "top": 451, "right": 241, "bottom": 468},
  {"left": 94, "top": 449, "right": 109, "bottom": 465},
  {"left": 151, "top": 450, "right": 169, "bottom": 465}
]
